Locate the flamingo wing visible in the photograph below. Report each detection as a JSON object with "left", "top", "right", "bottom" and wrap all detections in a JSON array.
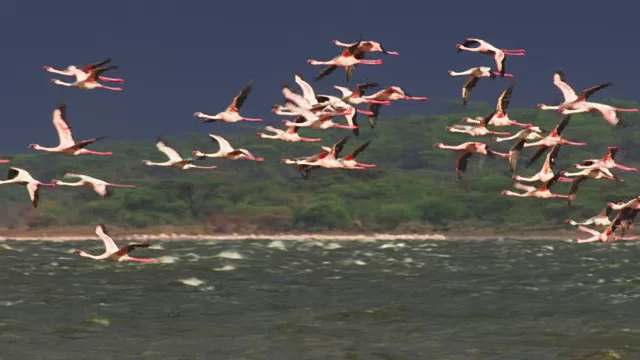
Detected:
[
  {"left": 552, "top": 70, "right": 578, "bottom": 102},
  {"left": 509, "top": 139, "right": 526, "bottom": 173},
  {"left": 556, "top": 115, "right": 572, "bottom": 135},
  {"left": 332, "top": 136, "right": 350, "bottom": 158},
  {"left": 526, "top": 145, "right": 550, "bottom": 168},
  {"left": 208, "top": 134, "right": 235, "bottom": 154},
  {"left": 314, "top": 66, "right": 338, "bottom": 82},
  {"left": 462, "top": 76, "right": 480, "bottom": 106},
  {"left": 26, "top": 183, "right": 39, "bottom": 208},
  {"left": 155, "top": 138, "right": 183, "bottom": 162},
  {"left": 52, "top": 103, "right": 75, "bottom": 147},
  {"left": 456, "top": 152, "right": 474, "bottom": 178},
  {"left": 115, "top": 242, "right": 150, "bottom": 257},
  {"left": 346, "top": 140, "right": 372, "bottom": 160},
  {"left": 496, "top": 84, "right": 514, "bottom": 113},
  {"left": 229, "top": 81, "right": 254, "bottom": 110},
  {"left": 580, "top": 83, "right": 612, "bottom": 100},
  {"left": 96, "top": 224, "right": 120, "bottom": 254},
  {"left": 568, "top": 176, "right": 588, "bottom": 204},
  {"left": 82, "top": 58, "right": 112, "bottom": 72},
  {"left": 294, "top": 74, "right": 317, "bottom": 105}
]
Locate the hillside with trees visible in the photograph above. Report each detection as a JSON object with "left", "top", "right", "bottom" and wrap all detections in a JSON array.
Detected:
[{"left": 1, "top": 99, "right": 638, "bottom": 235}]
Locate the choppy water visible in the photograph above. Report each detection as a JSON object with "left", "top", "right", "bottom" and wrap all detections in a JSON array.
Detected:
[{"left": 1, "top": 239, "right": 639, "bottom": 359}]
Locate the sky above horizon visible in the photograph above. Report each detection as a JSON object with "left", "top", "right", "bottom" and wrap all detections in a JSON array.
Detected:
[{"left": 0, "top": 0, "right": 637, "bottom": 152}]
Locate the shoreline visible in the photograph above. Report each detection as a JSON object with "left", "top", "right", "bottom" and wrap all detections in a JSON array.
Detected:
[{"left": 0, "top": 227, "right": 578, "bottom": 242}]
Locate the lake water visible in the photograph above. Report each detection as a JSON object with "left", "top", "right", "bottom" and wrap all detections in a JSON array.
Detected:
[{"left": 0, "top": 239, "right": 639, "bottom": 359}]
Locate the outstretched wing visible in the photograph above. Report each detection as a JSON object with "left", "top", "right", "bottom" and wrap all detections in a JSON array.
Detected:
[
  {"left": 208, "top": 134, "right": 235, "bottom": 153},
  {"left": 315, "top": 66, "right": 338, "bottom": 82},
  {"left": 96, "top": 224, "right": 120, "bottom": 254},
  {"left": 496, "top": 84, "right": 514, "bottom": 113},
  {"left": 156, "top": 138, "right": 183, "bottom": 162},
  {"left": 462, "top": 76, "right": 480, "bottom": 106},
  {"left": 456, "top": 152, "right": 474, "bottom": 178},
  {"left": 509, "top": 139, "right": 526, "bottom": 173},
  {"left": 52, "top": 103, "right": 75, "bottom": 146},
  {"left": 332, "top": 136, "right": 350, "bottom": 158},
  {"left": 345, "top": 140, "right": 372, "bottom": 160},
  {"left": 580, "top": 83, "right": 612, "bottom": 100},
  {"left": 556, "top": 115, "right": 572, "bottom": 135},
  {"left": 229, "top": 81, "right": 254, "bottom": 110},
  {"left": 82, "top": 58, "right": 112, "bottom": 72},
  {"left": 568, "top": 176, "right": 588, "bottom": 204}
]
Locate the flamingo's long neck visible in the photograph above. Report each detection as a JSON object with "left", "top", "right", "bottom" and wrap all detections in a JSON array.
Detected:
[
  {"left": 31, "top": 144, "right": 59, "bottom": 152},
  {"left": 55, "top": 180, "right": 84, "bottom": 187},
  {"left": 77, "top": 251, "right": 107, "bottom": 260}
]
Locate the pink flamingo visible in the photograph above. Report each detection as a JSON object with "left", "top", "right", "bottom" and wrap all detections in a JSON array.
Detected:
[
  {"left": 257, "top": 125, "right": 322, "bottom": 143},
  {"left": 308, "top": 46, "right": 383, "bottom": 82},
  {"left": 575, "top": 146, "right": 637, "bottom": 172},
  {"left": 456, "top": 38, "right": 525, "bottom": 76},
  {"left": 434, "top": 141, "right": 510, "bottom": 179},
  {"left": 0, "top": 167, "right": 56, "bottom": 208},
  {"left": 340, "top": 140, "right": 376, "bottom": 169},
  {"left": 194, "top": 81, "right": 262, "bottom": 123},
  {"left": 42, "top": 58, "right": 124, "bottom": 83},
  {"left": 448, "top": 66, "right": 514, "bottom": 106},
  {"left": 52, "top": 173, "right": 136, "bottom": 197},
  {"left": 29, "top": 103, "right": 112, "bottom": 156},
  {"left": 73, "top": 225, "right": 155, "bottom": 263},
  {"left": 501, "top": 171, "right": 569, "bottom": 200},
  {"left": 574, "top": 224, "right": 638, "bottom": 243}
]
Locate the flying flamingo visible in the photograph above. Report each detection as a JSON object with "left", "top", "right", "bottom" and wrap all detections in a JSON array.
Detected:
[
  {"left": 73, "top": 224, "right": 155, "bottom": 263},
  {"left": 29, "top": 103, "right": 112, "bottom": 156},
  {"left": 564, "top": 167, "right": 623, "bottom": 205},
  {"left": 332, "top": 39, "right": 399, "bottom": 56},
  {"left": 523, "top": 115, "right": 587, "bottom": 168},
  {"left": 501, "top": 171, "right": 569, "bottom": 200},
  {"left": 447, "top": 110, "right": 512, "bottom": 137},
  {"left": 492, "top": 125, "right": 544, "bottom": 143},
  {"left": 143, "top": 138, "right": 218, "bottom": 170},
  {"left": 536, "top": 70, "right": 612, "bottom": 112},
  {"left": 333, "top": 83, "right": 390, "bottom": 106},
  {"left": 280, "top": 103, "right": 356, "bottom": 130},
  {"left": 49, "top": 65, "right": 123, "bottom": 91},
  {"left": 285, "top": 137, "right": 350, "bottom": 170},
  {"left": 560, "top": 101, "right": 638, "bottom": 126},
  {"left": 605, "top": 198, "right": 640, "bottom": 236},
  {"left": 575, "top": 146, "right": 637, "bottom": 172},
  {"left": 566, "top": 207, "right": 613, "bottom": 227},
  {"left": 257, "top": 125, "right": 322, "bottom": 143},
  {"left": 362, "top": 86, "right": 428, "bottom": 128},
  {"left": 51, "top": 173, "right": 136, "bottom": 197},
  {"left": 0, "top": 167, "right": 55, "bottom": 208},
  {"left": 574, "top": 223, "right": 638, "bottom": 243},
  {"left": 339, "top": 140, "right": 376, "bottom": 169},
  {"left": 448, "top": 67, "right": 514, "bottom": 106},
  {"left": 194, "top": 81, "right": 262, "bottom": 123},
  {"left": 434, "top": 141, "right": 510, "bottom": 179},
  {"left": 456, "top": 38, "right": 525, "bottom": 76},
  {"left": 513, "top": 144, "right": 573, "bottom": 183},
  {"left": 42, "top": 58, "right": 124, "bottom": 83},
  {"left": 192, "top": 134, "right": 264, "bottom": 161},
  {"left": 308, "top": 44, "right": 383, "bottom": 82}
]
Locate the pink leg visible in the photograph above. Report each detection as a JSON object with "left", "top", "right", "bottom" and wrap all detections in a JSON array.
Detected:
[
  {"left": 615, "top": 164, "right": 638, "bottom": 171},
  {"left": 616, "top": 236, "right": 639, "bottom": 241},
  {"left": 558, "top": 177, "right": 574, "bottom": 183},
  {"left": 404, "top": 96, "right": 428, "bottom": 101},
  {"left": 357, "top": 163, "right": 376, "bottom": 168},
  {"left": 504, "top": 53, "right": 526, "bottom": 56},
  {"left": 576, "top": 237, "right": 599, "bottom": 243},
  {"left": 300, "top": 138, "right": 322, "bottom": 142},
  {"left": 108, "top": 184, "right": 136, "bottom": 188},
  {"left": 553, "top": 194, "right": 570, "bottom": 199},
  {"left": 366, "top": 100, "right": 391, "bottom": 105},
  {"left": 615, "top": 108, "right": 639, "bottom": 112},
  {"left": 98, "top": 76, "right": 124, "bottom": 83},
  {"left": 563, "top": 141, "right": 587, "bottom": 146},
  {"left": 511, "top": 121, "right": 532, "bottom": 127},
  {"left": 98, "top": 84, "right": 123, "bottom": 91},
  {"left": 242, "top": 117, "right": 263, "bottom": 122},
  {"left": 333, "top": 124, "right": 358, "bottom": 129},
  {"left": 128, "top": 257, "right": 155, "bottom": 263},
  {"left": 385, "top": 51, "right": 400, "bottom": 55},
  {"left": 493, "top": 72, "right": 514, "bottom": 77},
  {"left": 80, "top": 150, "right": 113, "bottom": 156},
  {"left": 358, "top": 59, "right": 383, "bottom": 65},
  {"left": 489, "top": 131, "right": 511, "bottom": 135},
  {"left": 251, "top": 157, "right": 265, "bottom": 162},
  {"left": 0, "top": 160, "right": 9, "bottom": 163},
  {"left": 356, "top": 109, "right": 374, "bottom": 116}
]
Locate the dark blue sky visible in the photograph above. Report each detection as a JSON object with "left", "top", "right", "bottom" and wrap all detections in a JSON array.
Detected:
[{"left": 1, "top": 0, "right": 637, "bottom": 152}]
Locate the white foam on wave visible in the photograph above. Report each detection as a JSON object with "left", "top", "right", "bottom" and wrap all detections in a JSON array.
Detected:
[
  {"left": 178, "top": 277, "right": 205, "bottom": 287},
  {"left": 214, "top": 264, "right": 236, "bottom": 271},
  {"left": 216, "top": 250, "right": 243, "bottom": 260},
  {"left": 325, "top": 243, "right": 342, "bottom": 250},
  {"left": 156, "top": 256, "right": 179, "bottom": 264},
  {"left": 267, "top": 240, "right": 286, "bottom": 250}
]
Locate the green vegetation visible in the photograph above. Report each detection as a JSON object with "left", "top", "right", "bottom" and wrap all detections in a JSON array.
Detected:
[{"left": 1, "top": 99, "right": 639, "bottom": 234}]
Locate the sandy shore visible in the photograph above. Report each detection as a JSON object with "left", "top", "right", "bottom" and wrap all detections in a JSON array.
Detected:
[{"left": 0, "top": 227, "right": 578, "bottom": 242}]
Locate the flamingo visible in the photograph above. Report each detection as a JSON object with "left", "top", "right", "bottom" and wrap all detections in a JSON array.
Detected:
[
  {"left": 285, "top": 137, "right": 350, "bottom": 169},
  {"left": 51, "top": 173, "right": 136, "bottom": 197},
  {"left": 575, "top": 146, "right": 637, "bottom": 172},
  {"left": 192, "top": 134, "right": 264, "bottom": 161},
  {"left": 257, "top": 125, "right": 322, "bottom": 143},
  {"left": 536, "top": 70, "right": 612, "bottom": 112},
  {"left": 605, "top": 198, "right": 640, "bottom": 236},
  {"left": 574, "top": 223, "right": 638, "bottom": 243},
  {"left": 513, "top": 144, "right": 573, "bottom": 183},
  {"left": 446, "top": 110, "right": 512, "bottom": 137},
  {"left": 607, "top": 196, "right": 640, "bottom": 211},
  {"left": 333, "top": 83, "right": 390, "bottom": 106},
  {"left": 194, "top": 81, "right": 262, "bottom": 123},
  {"left": 73, "top": 224, "right": 155, "bottom": 263},
  {"left": 564, "top": 168, "right": 623, "bottom": 205},
  {"left": 362, "top": 86, "right": 428, "bottom": 128},
  {"left": 523, "top": 115, "right": 586, "bottom": 168},
  {"left": 566, "top": 207, "right": 613, "bottom": 227},
  {"left": 42, "top": 58, "right": 124, "bottom": 83},
  {"left": 433, "top": 141, "right": 510, "bottom": 179},
  {"left": 29, "top": 103, "right": 112, "bottom": 156},
  {"left": 49, "top": 65, "right": 123, "bottom": 91},
  {"left": 448, "top": 67, "right": 514, "bottom": 106},
  {"left": 339, "top": 140, "right": 376, "bottom": 169},
  {"left": 308, "top": 43, "right": 383, "bottom": 82},
  {"left": 332, "top": 39, "right": 400, "bottom": 56},
  {"left": 456, "top": 38, "right": 525, "bottom": 76},
  {"left": 143, "top": 138, "right": 218, "bottom": 170},
  {"left": 280, "top": 103, "right": 356, "bottom": 130},
  {"left": 0, "top": 167, "right": 55, "bottom": 208},
  {"left": 501, "top": 171, "right": 569, "bottom": 200},
  {"left": 560, "top": 101, "right": 638, "bottom": 126},
  {"left": 482, "top": 85, "right": 532, "bottom": 127},
  {"left": 492, "top": 125, "right": 544, "bottom": 143}
]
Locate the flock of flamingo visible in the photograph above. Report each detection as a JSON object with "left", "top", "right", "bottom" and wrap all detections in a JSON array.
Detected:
[{"left": 0, "top": 37, "right": 637, "bottom": 263}]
